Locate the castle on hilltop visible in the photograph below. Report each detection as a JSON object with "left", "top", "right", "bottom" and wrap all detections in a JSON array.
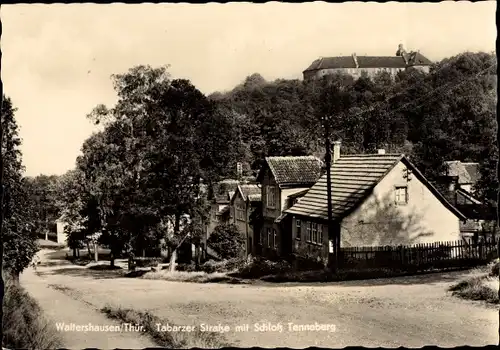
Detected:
[{"left": 303, "top": 44, "right": 433, "bottom": 81}]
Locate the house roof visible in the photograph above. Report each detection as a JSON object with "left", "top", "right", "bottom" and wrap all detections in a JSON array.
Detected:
[
  {"left": 285, "top": 153, "right": 467, "bottom": 221},
  {"left": 287, "top": 188, "right": 310, "bottom": 200},
  {"left": 231, "top": 184, "right": 262, "bottom": 204},
  {"left": 456, "top": 188, "right": 482, "bottom": 205},
  {"left": 256, "top": 156, "right": 323, "bottom": 187},
  {"left": 444, "top": 161, "right": 480, "bottom": 185},
  {"left": 303, "top": 53, "right": 432, "bottom": 73}
]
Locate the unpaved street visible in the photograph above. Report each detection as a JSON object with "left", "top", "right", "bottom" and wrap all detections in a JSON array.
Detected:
[
  {"left": 23, "top": 249, "right": 499, "bottom": 348},
  {"left": 20, "top": 252, "right": 155, "bottom": 349}
]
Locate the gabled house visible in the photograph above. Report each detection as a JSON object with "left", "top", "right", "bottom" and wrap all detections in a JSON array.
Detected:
[
  {"left": 285, "top": 146, "right": 467, "bottom": 266},
  {"left": 256, "top": 156, "right": 323, "bottom": 259},
  {"left": 206, "top": 179, "right": 240, "bottom": 237},
  {"left": 229, "top": 184, "right": 262, "bottom": 256},
  {"left": 435, "top": 173, "right": 497, "bottom": 242},
  {"left": 443, "top": 161, "right": 480, "bottom": 194}
]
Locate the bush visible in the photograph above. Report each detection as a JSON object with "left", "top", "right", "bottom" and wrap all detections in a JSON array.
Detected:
[
  {"left": 233, "top": 257, "right": 292, "bottom": 279},
  {"left": 199, "top": 258, "right": 245, "bottom": 274},
  {"left": 207, "top": 224, "right": 245, "bottom": 260},
  {"left": 2, "top": 278, "right": 63, "bottom": 349},
  {"left": 449, "top": 275, "right": 498, "bottom": 304}
]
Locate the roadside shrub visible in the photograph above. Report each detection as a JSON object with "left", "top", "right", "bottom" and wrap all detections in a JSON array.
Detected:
[
  {"left": 2, "top": 278, "right": 63, "bottom": 349},
  {"left": 233, "top": 257, "right": 292, "bottom": 279},
  {"left": 207, "top": 224, "right": 245, "bottom": 259},
  {"left": 449, "top": 275, "right": 498, "bottom": 304},
  {"left": 199, "top": 258, "right": 245, "bottom": 273}
]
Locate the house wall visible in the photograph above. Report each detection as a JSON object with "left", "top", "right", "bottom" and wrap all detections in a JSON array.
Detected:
[
  {"left": 281, "top": 187, "right": 310, "bottom": 212},
  {"left": 290, "top": 215, "right": 330, "bottom": 266},
  {"left": 304, "top": 66, "right": 428, "bottom": 80},
  {"left": 341, "top": 161, "right": 461, "bottom": 247},
  {"left": 56, "top": 221, "right": 67, "bottom": 245}
]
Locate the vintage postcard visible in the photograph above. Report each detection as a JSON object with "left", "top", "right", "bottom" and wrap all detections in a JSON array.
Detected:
[{"left": 0, "top": 1, "right": 497, "bottom": 348}]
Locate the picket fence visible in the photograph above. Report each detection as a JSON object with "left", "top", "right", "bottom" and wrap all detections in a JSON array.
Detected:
[{"left": 338, "top": 238, "right": 498, "bottom": 271}]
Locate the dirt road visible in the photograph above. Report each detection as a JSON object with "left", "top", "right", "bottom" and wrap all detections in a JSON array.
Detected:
[
  {"left": 26, "top": 249, "right": 499, "bottom": 348},
  {"left": 20, "top": 251, "right": 155, "bottom": 348}
]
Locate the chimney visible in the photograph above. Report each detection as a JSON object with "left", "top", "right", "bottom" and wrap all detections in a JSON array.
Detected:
[
  {"left": 236, "top": 162, "right": 243, "bottom": 179},
  {"left": 377, "top": 149, "right": 386, "bottom": 155},
  {"left": 352, "top": 53, "right": 359, "bottom": 68},
  {"left": 333, "top": 141, "right": 341, "bottom": 163}
]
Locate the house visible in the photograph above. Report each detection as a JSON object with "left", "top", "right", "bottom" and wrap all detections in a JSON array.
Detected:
[
  {"left": 55, "top": 217, "right": 68, "bottom": 245},
  {"left": 284, "top": 144, "right": 467, "bottom": 266},
  {"left": 229, "top": 184, "right": 262, "bottom": 256},
  {"left": 443, "top": 160, "right": 480, "bottom": 193},
  {"left": 303, "top": 44, "right": 432, "bottom": 81},
  {"left": 435, "top": 173, "right": 497, "bottom": 242},
  {"left": 206, "top": 179, "right": 240, "bottom": 237},
  {"left": 256, "top": 156, "right": 324, "bottom": 259}
]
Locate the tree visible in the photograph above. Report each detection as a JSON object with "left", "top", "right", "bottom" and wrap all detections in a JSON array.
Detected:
[
  {"left": 207, "top": 224, "right": 245, "bottom": 260},
  {"left": 1, "top": 96, "right": 38, "bottom": 278},
  {"left": 24, "top": 175, "right": 60, "bottom": 239}
]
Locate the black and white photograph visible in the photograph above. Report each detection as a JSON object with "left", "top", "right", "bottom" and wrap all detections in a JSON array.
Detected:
[{"left": 0, "top": 1, "right": 498, "bottom": 349}]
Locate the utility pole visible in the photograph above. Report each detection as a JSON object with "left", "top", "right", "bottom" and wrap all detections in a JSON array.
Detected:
[{"left": 323, "top": 115, "right": 336, "bottom": 273}]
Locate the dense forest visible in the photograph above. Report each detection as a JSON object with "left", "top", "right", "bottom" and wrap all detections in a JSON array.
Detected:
[{"left": 3, "top": 51, "right": 497, "bottom": 270}]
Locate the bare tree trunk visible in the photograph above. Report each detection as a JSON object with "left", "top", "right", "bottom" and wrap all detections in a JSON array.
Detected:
[
  {"left": 86, "top": 240, "right": 92, "bottom": 257},
  {"left": 94, "top": 241, "right": 98, "bottom": 262},
  {"left": 169, "top": 213, "right": 181, "bottom": 272}
]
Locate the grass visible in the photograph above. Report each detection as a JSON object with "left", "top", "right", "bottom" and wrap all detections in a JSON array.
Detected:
[
  {"left": 101, "top": 305, "right": 231, "bottom": 348},
  {"left": 448, "top": 261, "right": 499, "bottom": 304},
  {"left": 2, "top": 277, "right": 64, "bottom": 349},
  {"left": 140, "top": 270, "right": 245, "bottom": 284}
]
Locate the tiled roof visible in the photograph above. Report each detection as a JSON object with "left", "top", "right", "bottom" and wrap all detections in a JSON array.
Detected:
[
  {"left": 257, "top": 156, "right": 323, "bottom": 187},
  {"left": 357, "top": 56, "right": 407, "bottom": 69},
  {"left": 304, "top": 52, "right": 432, "bottom": 73},
  {"left": 286, "top": 154, "right": 466, "bottom": 221},
  {"left": 444, "top": 161, "right": 480, "bottom": 185},
  {"left": 407, "top": 52, "right": 433, "bottom": 66},
  {"left": 285, "top": 154, "right": 402, "bottom": 220},
  {"left": 239, "top": 184, "right": 261, "bottom": 201}
]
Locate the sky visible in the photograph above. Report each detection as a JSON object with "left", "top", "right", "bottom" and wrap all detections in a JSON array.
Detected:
[{"left": 1, "top": 1, "right": 497, "bottom": 177}]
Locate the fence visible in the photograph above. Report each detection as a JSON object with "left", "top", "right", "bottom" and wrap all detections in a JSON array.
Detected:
[{"left": 337, "top": 238, "right": 498, "bottom": 271}]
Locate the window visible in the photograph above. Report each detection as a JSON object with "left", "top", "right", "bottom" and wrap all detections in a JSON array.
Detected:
[
  {"left": 306, "top": 222, "right": 312, "bottom": 242},
  {"left": 267, "top": 228, "right": 272, "bottom": 248},
  {"left": 317, "top": 224, "right": 323, "bottom": 245},
  {"left": 273, "top": 229, "right": 277, "bottom": 250},
  {"left": 259, "top": 229, "right": 263, "bottom": 245},
  {"left": 236, "top": 203, "right": 245, "bottom": 221},
  {"left": 296, "top": 219, "right": 301, "bottom": 240},
  {"left": 311, "top": 223, "right": 318, "bottom": 244},
  {"left": 267, "top": 186, "right": 276, "bottom": 208},
  {"left": 395, "top": 186, "right": 408, "bottom": 205}
]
